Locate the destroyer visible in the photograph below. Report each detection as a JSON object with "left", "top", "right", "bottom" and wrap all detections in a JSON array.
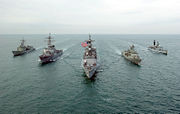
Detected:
[
  {"left": 82, "top": 34, "right": 99, "bottom": 78},
  {"left": 148, "top": 40, "right": 168, "bottom": 55},
  {"left": 12, "top": 39, "right": 35, "bottom": 56},
  {"left": 39, "top": 33, "right": 63, "bottom": 64},
  {"left": 122, "top": 45, "right": 141, "bottom": 65}
]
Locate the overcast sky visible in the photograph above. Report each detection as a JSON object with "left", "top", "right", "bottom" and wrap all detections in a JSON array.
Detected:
[{"left": 0, "top": 0, "right": 180, "bottom": 34}]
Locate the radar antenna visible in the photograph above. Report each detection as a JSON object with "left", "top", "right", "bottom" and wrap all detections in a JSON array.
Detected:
[
  {"left": 20, "top": 38, "right": 25, "bottom": 47},
  {"left": 46, "top": 33, "right": 54, "bottom": 46},
  {"left": 89, "top": 34, "right": 91, "bottom": 40}
]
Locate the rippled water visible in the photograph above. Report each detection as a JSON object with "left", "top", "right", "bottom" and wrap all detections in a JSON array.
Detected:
[{"left": 0, "top": 34, "right": 180, "bottom": 113}]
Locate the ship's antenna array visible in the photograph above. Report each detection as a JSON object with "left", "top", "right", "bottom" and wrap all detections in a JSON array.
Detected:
[
  {"left": 20, "top": 38, "right": 25, "bottom": 46},
  {"left": 48, "top": 33, "right": 51, "bottom": 46},
  {"left": 46, "top": 33, "right": 55, "bottom": 46},
  {"left": 89, "top": 34, "right": 91, "bottom": 40}
]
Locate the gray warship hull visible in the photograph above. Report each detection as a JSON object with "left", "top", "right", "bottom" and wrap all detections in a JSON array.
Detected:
[
  {"left": 39, "top": 50, "right": 63, "bottom": 64},
  {"left": 12, "top": 48, "right": 35, "bottom": 56},
  {"left": 83, "top": 64, "right": 99, "bottom": 78},
  {"left": 122, "top": 52, "right": 141, "bottom": 65},
  {"left": 148, "top": 47, "right": 167, "bottom": 55}
]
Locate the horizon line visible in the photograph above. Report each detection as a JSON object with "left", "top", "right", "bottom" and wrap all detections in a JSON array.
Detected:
[{"left": 0, "top": 33, "right": 180, "bottom": 35}]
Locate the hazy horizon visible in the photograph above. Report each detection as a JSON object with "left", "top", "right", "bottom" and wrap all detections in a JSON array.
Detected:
[
  {"left": 0, "top": 0, "right": 180, "bottom": 34},
  {"left": 0, "top": 33, "right": 180, "bottom": 35}
]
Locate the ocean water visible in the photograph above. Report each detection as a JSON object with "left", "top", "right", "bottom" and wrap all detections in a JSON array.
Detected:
[{"left": 0, "top": 34, "right": 180, "bottom": 113}]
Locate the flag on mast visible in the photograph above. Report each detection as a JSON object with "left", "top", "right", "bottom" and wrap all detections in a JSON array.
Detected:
[{"left": 81, "top": 42, "right": 88, "bottom": 47}]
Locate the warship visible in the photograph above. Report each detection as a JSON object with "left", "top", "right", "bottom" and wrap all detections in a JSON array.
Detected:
[
  {"left": 122, "top": 45, "right": 141, "bottom": 65},
  {"left": 39, "top": 33, "right": 63, "bottom": 64},
  {"left": 82, "top": 34, "right": 99, "bottom": 78},
  {"left": 12, "top": 39, "right": 35, "bottom": 56},
  {"left": 148, "top": 40, "right": 168, "bottom": 55}
]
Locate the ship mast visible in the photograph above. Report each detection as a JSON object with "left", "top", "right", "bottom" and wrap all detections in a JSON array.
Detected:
[
  {"left": 20, "top": 39, "right": 25, "bottom": 47},
  {"left": 88, "top": 34, "right": 94, "bottom": 48},
  {"left": 47, "top": 33, "right": 52, "bottom": 46},
  {"left": 89, "top": 34, "right": 91, "bottom": 40}
]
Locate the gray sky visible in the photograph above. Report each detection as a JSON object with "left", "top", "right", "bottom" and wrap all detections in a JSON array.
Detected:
[{"left": 0, "top": 0, "right": 180, "bottom": 34}]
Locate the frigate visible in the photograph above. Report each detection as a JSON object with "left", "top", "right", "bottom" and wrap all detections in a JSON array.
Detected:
[
  {"left": 148, "top": 40, "right": 168, "bottom": 55},
  {"left": 12, "top": 39, "right": 35, "bottom": 56},
  {"left": 82, "top": 35, "right": 99, "bottom": 78},
  {"left": 122, "top": 45, "right": 141, "bottom": 65},
  {"left": 39, "top": 33, "right": 63, "bottom": 64}
]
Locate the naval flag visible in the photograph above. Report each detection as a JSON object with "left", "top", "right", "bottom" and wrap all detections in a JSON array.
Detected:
[{"left": 81, "top": 42, "right": 88, "bottom": 47}]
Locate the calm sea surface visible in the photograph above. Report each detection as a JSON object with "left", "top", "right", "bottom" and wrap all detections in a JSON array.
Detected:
[{"left": 0, "top": 34, "right": 180, "bottom": 113}]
